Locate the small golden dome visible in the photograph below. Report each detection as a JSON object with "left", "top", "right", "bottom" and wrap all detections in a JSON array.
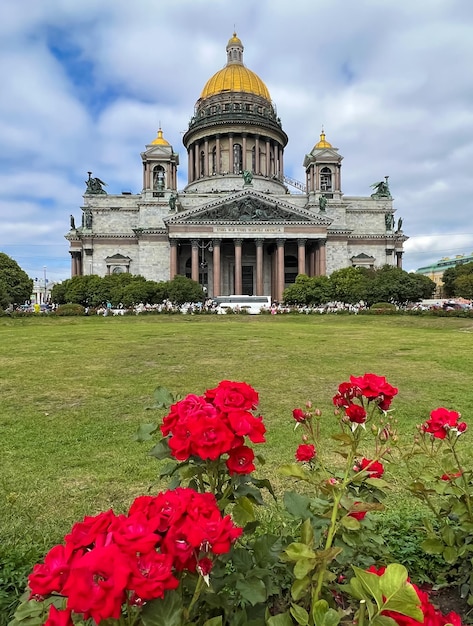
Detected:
[
  {"left": 314, "top": 130, "right": 333, "bottom": 149},
  {"left": 150, "top": 128, "right": 170, "bottom": 146},
  {"left": 227, "top": 32, "right": 243, "bottom": 47}
]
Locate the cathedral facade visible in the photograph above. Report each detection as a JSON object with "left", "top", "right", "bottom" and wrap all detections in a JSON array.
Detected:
[{"left": 66, "top": 33, "right": 407, "bottom": 302}]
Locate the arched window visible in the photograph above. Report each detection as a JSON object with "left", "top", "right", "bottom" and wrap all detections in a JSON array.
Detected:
[
  {"left": 153, "top": 166, "right": 165, "bottom": 190},
  {"left": 320, "top": 167, "right": 332, "bottom": 192},
  {"left": 212, "top": 147, "right": 217, "bottom": 174},
  {"left": 233, "top": 143, "right": 242, "bottom": 174},
  {"left": 200, "top": 151, "right": 205, "bottom": 177}
]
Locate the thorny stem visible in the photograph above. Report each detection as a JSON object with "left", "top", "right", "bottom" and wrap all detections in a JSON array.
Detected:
[
  {"left": 184, "top": 571, "right": 205, "bottom": 621},
  {"left": 450, "top": 437, "right": 473, "bottom": 520}
]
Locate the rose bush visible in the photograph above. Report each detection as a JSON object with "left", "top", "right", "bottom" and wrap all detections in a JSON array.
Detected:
[{"left": 10, "top": 377, "right": 467, "bottom": 626}]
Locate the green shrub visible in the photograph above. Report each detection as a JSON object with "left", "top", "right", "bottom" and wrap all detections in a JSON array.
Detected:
[
  {"left": 370, "top": 302, "right": 396, "bottom": 310},
  {"left": 54, "top": 303, "right": 85, "bottom": 316}
]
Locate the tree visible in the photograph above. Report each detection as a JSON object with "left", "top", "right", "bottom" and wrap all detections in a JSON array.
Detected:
[
  {"left": 329, "top": 267, "right": 368, "bottom": 304},
  {"left": 166, "top": 275, "right": 204, "bottom": 304},
  {"left": 0, "top": 252, "right": 33, "bottom": 306},
  {"left": 409, "top": 273, "right": 436, "bottom": 300},
  {"left": 367, "top": 265, "right": 429, "bottom": 305}
]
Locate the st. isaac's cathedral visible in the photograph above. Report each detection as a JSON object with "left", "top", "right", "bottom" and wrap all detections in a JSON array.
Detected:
[{"left": 66, "top": 33, "right": 407, "bottom": 302}]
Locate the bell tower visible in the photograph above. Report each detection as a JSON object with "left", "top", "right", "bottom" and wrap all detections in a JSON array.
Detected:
[
  {"left": 303, "top": 130, "right": 343, "bottom": 203},
  {"left": 141, "top": 128, "right": 179, "bottom": 200}
]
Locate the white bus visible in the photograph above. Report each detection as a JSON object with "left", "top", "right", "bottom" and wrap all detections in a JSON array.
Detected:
[{"left": 212, "top": 295, "right": 272, "bottom": 315}]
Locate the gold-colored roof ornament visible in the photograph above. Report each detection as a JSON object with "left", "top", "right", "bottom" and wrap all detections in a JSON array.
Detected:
[
  {"left": 151, "top": 128, "right": 170, "bottom": 146},
  {"left": 314, "top": 129, "right": 333, "bottom": 149},
  {"left": 200, "top": 33, "right": 271, "bottom": 101}
]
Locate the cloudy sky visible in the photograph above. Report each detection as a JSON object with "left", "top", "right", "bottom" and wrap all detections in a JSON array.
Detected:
[{"left": 1, "top": 0, "right": 473, "bottom": 282}]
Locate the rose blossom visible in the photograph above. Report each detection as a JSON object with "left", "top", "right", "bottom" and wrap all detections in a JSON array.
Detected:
[
  {"left": 206, "top": 380, "right": 259, "bottom": 412},
  {"left": 44, "top": 606, "right": 73, "bottom": 626},
  {"left": 422, "top": 407, "right": 461, "bottom": 439},
  {"left": 348, "top": 502, "right": 367, "bottom": 521},
  {"left": 226, "top": 445, "right": 256, "bottom": 475},
  {"left": 29, "top": 545, "right": 75, "bottom": 597},
  {"left": 345, "top": 403, "right": 367, "bottom": 424},
  {"left": 128, "top": 552, "right": 179, "bottom": 602},
  {"left": 357, "top": 457, "right": 384, "bottom": 479},
  {"left": 295, "top": 444, "right": 316, "bottom": 462},
  {"left": 292, "top": 408, "right": 307, "bottom": 422}
]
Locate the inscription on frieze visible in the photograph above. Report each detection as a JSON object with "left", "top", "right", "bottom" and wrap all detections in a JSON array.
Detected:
[{"left": 213, "top": 226, "right": 284, "bottom": 234}]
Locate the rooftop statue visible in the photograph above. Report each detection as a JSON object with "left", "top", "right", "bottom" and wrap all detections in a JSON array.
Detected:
[
  {"left": 169, "top": 192, "right": 177, "bottom": 211},
  {"left": 85, "top": 171, "right": 107, "bottom": 195},
  {"left": 370, "top": 176, "right": 391, "bottom": 199},
  {"left": 242, "top": 170, "right": 253, "bottom": 185},
  {"left": 318, "top": 195, "right": 327, "bottom": 211}
]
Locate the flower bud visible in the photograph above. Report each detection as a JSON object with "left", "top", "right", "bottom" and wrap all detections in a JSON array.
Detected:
[
  {"left": 306, "top": 401, "right": 312, "bottom": 409},
  {"left": 314, "top": 408, "right": 322, "bottom": 417}
]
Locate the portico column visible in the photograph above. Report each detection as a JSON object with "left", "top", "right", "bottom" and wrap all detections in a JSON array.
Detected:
[
  {"left": 234, "top": 238, "right": 243, "bottom": 295},
  {"left": 204, "top": 139, "right": 209, "bottom": 177},
  {"left": 309, "top": 243, "right": 316, "bottom": 277},
  {"left": 191, "top": 240, "right": 199, "bottom": 282},
  {"left": 396, "top": 251, "right": 403, "bottom": 268},
  {"left": 212, "top": 239, "right": 221, "bottom": 297},
  {"left": 188, "top": 149, "right": 194, "bottom": 183},
  {"left": 315, "top": 165, "right": 320, "bottom": 191},
  {"left": 280, "top": 147, "right": 284, "bottom": 178},
  {"left": 319, "top": 240, "right": 327, "bottom": 276},
  {"left": 297, "top": 238, "right": 306, "bottom": 276},
  {"left": 194, "top": 143, "right": 200, "bottom": 178},
  {"left": 242, "top": 134, "right": 247, "bottom": 171},
  {"left": 169, "top": 240, "right": 178, "bottom": 279},
  {"left": 255, "top": 239, "right": 264, "bottom": 295},
  {"left": 276, "top": 238, "right": 285, "bottom": 302},
  {"left": 265, "top": 139, "right": 270, "bottom": 176},
  {"left": 255, "top": 137, "right": 260, "bottom": 173}
]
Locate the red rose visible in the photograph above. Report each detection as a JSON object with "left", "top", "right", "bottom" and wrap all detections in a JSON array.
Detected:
[
  {"left": 357, "top": 457, "right": 384, "bottom": 479},
  {"left": 423, "top": 407, "right": 460, "bottom": 439},
  {"left": 44, "top": 606, "right": 73, "bottom": 626},
  {"left": 226, "top": 445, "right": 256, "bottom": 475},
  {"left": 197, "top": 557, "right": 214, "bottom": 576},
  {"left": 190, "top": 414, "right": 236, "bottom": 460},
  {"left": 458, "top": 421, "right": 468, "bottom": 433},
  {"left": 227, "top": 410, "right": 266, "bottom": 443},
  {"left": 111, "top": 512, "right": 160, "bottom": 555},
  {"left": 345, "top": 403, "right": 367, "bottom": 424},
  {"left": 441, "top": 471, "right": 462, "bottom": 481},
  {"left": 295, "top": 444, "right": 316, "bottom": 462},
  {"left": 292, "top": 408, "right": 307, "bottom": 422},
  {"left": 64, "top": 509, "right": 116, "bottom": 552},
  {"left": 63, "top": 544, "right": 130, "bottom": 623},
  {"left": 128, "top": 552, "right": 178, "bottom": 602},
  {"left": 29, "top": 544, "right": 74, "bottom": 597},
  {"left": 349, "top": 373, "right": 398, "bottom": 401},
  {"left": 161, "top": 394, "right": 215, "bottom": 437},
  {"left": 208, "top": 381, "right": 259, "bottom": 412}
]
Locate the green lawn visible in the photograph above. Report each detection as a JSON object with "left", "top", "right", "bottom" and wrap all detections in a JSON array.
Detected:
[{"left": 1, "top": 314, "right": 473, "bottom": 550}]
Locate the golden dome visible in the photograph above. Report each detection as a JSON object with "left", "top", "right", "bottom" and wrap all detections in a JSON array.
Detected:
[
  {"left": 200, "top": 65, "right": 271, "bottom": 100},
  {"left": 314, "top": 130, "right": 333, "bottom": 149},
  {"left": 199, "top": 33, "right": 271, "bottom": 101},
  {"left": 150, "top": 128, "right": 170, "bottom": 146}
]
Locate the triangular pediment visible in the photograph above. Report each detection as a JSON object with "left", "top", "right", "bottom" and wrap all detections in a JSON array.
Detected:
[
  {"left": 141, "top": 145, "right": 174, "bottom": 159},
  {"left": 165, "top": 190, "right": 332, "bottom": 226}
]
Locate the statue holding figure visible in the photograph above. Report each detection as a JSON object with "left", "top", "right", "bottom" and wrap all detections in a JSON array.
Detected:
[
  {"left": 370, "top": 176, "right": 392, "bottom": 199},
  {"left": 318, "top": 195, "right": 327, "bottom": 211},
  {"left": 83, "top": 209, "right": 93, "bottom": 229},
  {"left": 85, "top": 171, "right": 107, "bottom": 195},
  {"left": 385, "top": 213, "right": 395, "bottom": 231},
  {"left": 168, "top": 192, "right": 177, "bottom": 211},
  {"left": 242, "top": 170, "right": 253, "bottom": 185}
]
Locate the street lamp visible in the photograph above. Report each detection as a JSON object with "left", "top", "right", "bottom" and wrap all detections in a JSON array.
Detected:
[
  {"left": 197, "top": 240, "right": 213, "bottom": 292},
  {"left": 43, "top": 266, "right": 47, "bottom": 304}
]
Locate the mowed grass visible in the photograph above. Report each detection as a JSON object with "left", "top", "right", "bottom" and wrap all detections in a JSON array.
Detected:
[{"left": 1, "top": 313, "right": 473, "bottom": 551}]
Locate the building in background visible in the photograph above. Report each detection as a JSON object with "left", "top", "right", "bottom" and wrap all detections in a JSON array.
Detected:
[
  {"left": 416, "top": 253, "right": 473, "bottom": 297},
  {"left": 66, "top": 33, "right": 407, "bottom": 301}
]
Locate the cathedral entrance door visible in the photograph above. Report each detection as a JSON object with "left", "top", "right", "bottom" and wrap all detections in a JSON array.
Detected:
[{"left": 242, "top": 266, "right": 254, "bottom": 295}]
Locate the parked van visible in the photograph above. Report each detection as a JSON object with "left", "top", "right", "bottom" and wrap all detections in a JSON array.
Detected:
[{"left": 212, "top": 295, "right": 271, "bottom": 315}]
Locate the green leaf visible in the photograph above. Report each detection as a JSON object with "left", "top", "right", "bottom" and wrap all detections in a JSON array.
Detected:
[
  {"left": 370, "top": 617, "right": 400, "bottom": 626},
  {"left": 341, "top": 515, "right": 361, "bottom": 531},
  {"left": 300, "top": 518, "right": 314, "bottom": 546},
  {"left": 235, "top": 577, "right": 267, "bottom": 605},
  {"left": 266, "top": 611, "right": 294, "bottom": 626},
  {"left": 284, "top": 542, "right": 316, "bottom": 561},
  {"left": 421, "top": 537, "right": 445, "bottom": 554},
  {"left": 280, "top": 463, "right": 311, "bottom": 481},
  {"left": 294, "top": 557, "right": 316, "bottom": 580},
  {"left": 141, "top": 590, "right": 183, "bottom": 626},
  {"left": 291, "top": 576, "right": 310, "bottom": 601},
  {"left": 378, "top": 564, "right": 423, "bottom": 622},
  {"left": 311, "top": 599, "right": 341, "bottom": 626},
  {"left": 152, "top": 386, "right": 176, "bottom": 408},
  {"left": 331, "top": 432, "right": 353, "bottom": 445},
  {"left": 351, "top": 566, "right": 383, "bottom": 608},
  {"left": 443, "top": 546, "right": 458, "bottom": 564},
  {"left": 133, "top": 422, "right": 158, "bottom": 441},
  {"left": 232, "top": 496, "right": 256, "bottom": 526},
  {"left": 441, "top": 525, "right": 456, "bottom": 547},
  {"left": 283, "top": 491, "right": 312, "bottom": 519},
  {"left": 290, "top": 603, "right": 309, "bottom": 625},
  {"left": 364, "top": 478, "right": 390, "bottom": 490},
  {"left": 149, "top": 438, "right": 172, "bottom": 460}
]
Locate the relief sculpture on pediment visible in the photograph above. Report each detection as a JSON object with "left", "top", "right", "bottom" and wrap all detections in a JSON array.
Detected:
[{"left": 202, "top": 197, "right": 306, "bottom": 222}]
